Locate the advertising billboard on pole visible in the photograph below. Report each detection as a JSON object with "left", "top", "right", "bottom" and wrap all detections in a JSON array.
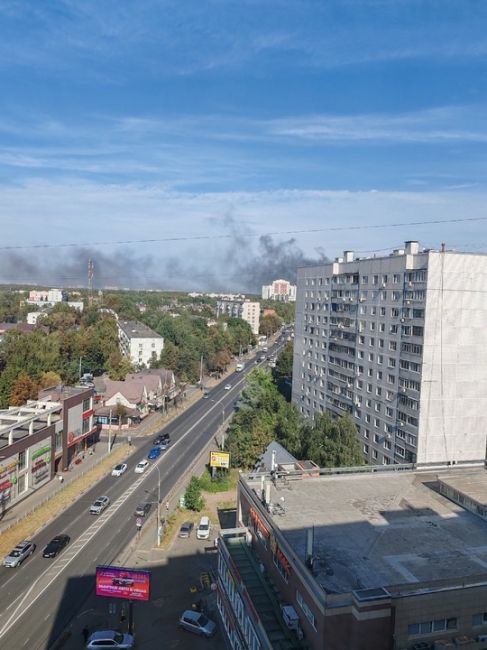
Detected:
[
  {"left": 209, "top": 451, "right": 230, "bottom": 469},
  {"left": 96, "top": 566, "right": 151, "bottom": 601}
]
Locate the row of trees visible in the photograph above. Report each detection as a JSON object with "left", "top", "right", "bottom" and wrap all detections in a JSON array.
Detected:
[
  {"left": 0, "top": 304, "right": 128, "bottom": 407},
  {"left": 0, "top": 288, "right": 256, "bottom": 406},
  {"left": 225, "top": 368, "right": 363, "bottom": 469}
]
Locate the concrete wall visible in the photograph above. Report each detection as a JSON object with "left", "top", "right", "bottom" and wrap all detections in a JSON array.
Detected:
[{"left": 418, "top": 252, "right": 487, "bottom": 464}]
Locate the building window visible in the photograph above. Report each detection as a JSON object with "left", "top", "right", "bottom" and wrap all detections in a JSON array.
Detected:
[
  {"left": 472, "top": 613, "right": 487, "bottom": 626},
  {"left": 296, "top": 590, "right": 317, "bottom": 631},
  {"left": 83, "top": 397, "right": 91, "bottom": 412},
  {"left": 18, "top": 450, "right": 26, "bottom": 471},
  {"left": 408, "top": 618, "right": 457, "bottom": 637}
]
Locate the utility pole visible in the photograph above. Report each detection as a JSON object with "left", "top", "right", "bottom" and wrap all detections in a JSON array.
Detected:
[
  {"left": 79, "top": 356, "right": 82, "bottom": 382},
  {"left": 88, "top": 259, "right": 94, "bottom": 306},
  {"left": 199, "top": 355, "right": 204, "bottom": 391},
  {"left": 108, "top": 408, "right": 112, "bottom": 453},
  {"left": 221, "top": 408, "right": 225, "bottom": 450}
]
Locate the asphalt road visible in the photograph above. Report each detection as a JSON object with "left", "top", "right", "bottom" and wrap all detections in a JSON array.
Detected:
[{"left": 0, "top": 337, "right": 287, "bottom": 650}]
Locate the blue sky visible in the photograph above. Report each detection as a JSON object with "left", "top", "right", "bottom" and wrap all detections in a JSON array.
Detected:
[{"left": 1, "top": 0, "right": 487, "bottom": 290}]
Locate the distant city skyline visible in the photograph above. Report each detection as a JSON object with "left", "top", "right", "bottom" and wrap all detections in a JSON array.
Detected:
[{"left": 1, "top": 1, "right": 487, "bottom": 290}]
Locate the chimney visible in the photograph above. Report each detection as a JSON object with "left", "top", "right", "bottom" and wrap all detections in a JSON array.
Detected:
[
  {"left": 265, "top": 483, "right": 271, "bottom": 507},
  {"left": 344, "top": 250, "right": 354, "bottom": 263},
  {"left": 405, "top": 241, "right": 419, "bottom": 255}
]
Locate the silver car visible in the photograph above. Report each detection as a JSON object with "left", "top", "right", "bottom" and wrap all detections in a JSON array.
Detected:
[
  {"left": 90, "top": 495, "right": 110, "bottom": 514},
  {"left": 179, "top": 610, "right": 216, "bottom": 637},
  {"left": 3, "top": 540, "right": 36, "bottom": 567}
]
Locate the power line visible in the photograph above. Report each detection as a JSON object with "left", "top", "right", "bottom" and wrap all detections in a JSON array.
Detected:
[{"left": 1, "top": 216, "right": 487, "bottom": 252}]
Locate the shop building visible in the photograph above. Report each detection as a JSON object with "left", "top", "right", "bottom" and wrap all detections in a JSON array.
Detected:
[{"left": 217, "top": 465, "right": 487, "bottom": 650}]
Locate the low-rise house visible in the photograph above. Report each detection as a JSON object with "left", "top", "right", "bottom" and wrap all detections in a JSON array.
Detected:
[{"left": 95, "top": 369, "right": 178, "bottom": 428}]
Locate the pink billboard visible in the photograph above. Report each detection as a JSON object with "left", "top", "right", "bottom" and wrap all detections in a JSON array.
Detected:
[{"left": 96, "top": 566, "right": 150, "bottom": 602}]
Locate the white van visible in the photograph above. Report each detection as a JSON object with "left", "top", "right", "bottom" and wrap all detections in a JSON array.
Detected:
[{"left": 196, "top": 516, "right": 211, "bottom": 540}]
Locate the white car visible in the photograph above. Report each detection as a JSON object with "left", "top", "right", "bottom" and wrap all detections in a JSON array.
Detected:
[
  {"left": 111, "top": 463, "right": 128, "bottom": 477},
  {"left": 86, "top": 631, "right": 135, "bottom": 649},
  {"left": 134, "top": 459, "right": 149, "bottom": 474},
  {"left": 196, "top": 516, "right": 211, "bottom": 540},
  {"left": 224, "top": 384, "right": 231, "bottom": 390}
]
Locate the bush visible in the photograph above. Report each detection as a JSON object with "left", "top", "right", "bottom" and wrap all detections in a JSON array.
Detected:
[
  {"left": 198, "top": 468, "right": 237, "bottom": 493},
  {"left": 183, "top": 476, "right": 205, "bottom": 511}
]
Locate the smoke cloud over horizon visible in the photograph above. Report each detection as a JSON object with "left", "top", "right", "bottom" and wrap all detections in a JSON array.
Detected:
[{"left": 0, "top": 222, "right": 329, "bottom": 293}]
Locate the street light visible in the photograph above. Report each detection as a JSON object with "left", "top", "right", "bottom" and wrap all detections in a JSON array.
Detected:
[{"left": 155, "top": 465, "right": 161, "bottom": 547}]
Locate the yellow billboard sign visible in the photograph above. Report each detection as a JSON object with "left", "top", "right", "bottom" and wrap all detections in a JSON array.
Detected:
[{"left": 210, "top": 451, "right": 230, "bottom": 469}]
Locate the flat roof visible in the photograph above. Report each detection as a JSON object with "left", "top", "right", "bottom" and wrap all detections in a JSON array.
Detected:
[
  {"left": 438, "top": 472, "right": 487, "bottom": 507},
  {"left": 118, "top": 320, "right": 162, "bottom": 339},
  {"left": 244, "top": 468, "right": 487, "bottom": 594}
]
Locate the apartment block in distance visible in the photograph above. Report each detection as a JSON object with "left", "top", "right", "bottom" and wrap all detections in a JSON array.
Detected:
[
  {"left": 262, "top": 279, "right": 297, "bottom": 302},
  {"left": 118, "top": 320, "right": 164, "bottom": 367},
  {"left": 218, "top": 465, "right": 487, "bottom": 650},
  {"left": 216, "top": 299, "right": 261, "bottom": 335},
  {"left": 292, "top": 241, "right": 487, "bottom": 467}
]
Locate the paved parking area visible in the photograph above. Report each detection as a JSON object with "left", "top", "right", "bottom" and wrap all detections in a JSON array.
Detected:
[{"left": 67, "top": 524, "right": 225, "bottom": 650}]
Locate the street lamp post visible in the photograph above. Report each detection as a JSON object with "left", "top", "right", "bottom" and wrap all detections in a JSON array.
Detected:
[
  {"left": 221, "top": 407, "right": 225, "bottom": 450},
  {"left": 155, "top": 465, "right": 162, "bottom": 547}
]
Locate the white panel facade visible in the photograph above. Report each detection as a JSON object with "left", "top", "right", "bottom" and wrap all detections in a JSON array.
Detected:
[{"left": 292, "top": 243, "right": 487, "bottom": 467}]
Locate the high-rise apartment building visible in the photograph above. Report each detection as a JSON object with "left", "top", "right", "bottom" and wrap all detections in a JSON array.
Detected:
[
  {"left": 292, "top": 241, "right": 487, "bottom": 466},
  {"left": 216, "top": 299, "right": 260, "bottom": 335},
  {"left": 262, "top": 279, "right": 297, "bottom": 302}
]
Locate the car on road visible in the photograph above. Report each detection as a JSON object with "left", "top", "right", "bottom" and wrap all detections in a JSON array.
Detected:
[
  {"left": 153, "top": 433, "right": 170, "bottom": 446},
  {"left": 3, "top": 540, "right": 36, "bottom": 567},
  {"left": 147, "top": 446, "right": 161, "bottom": 460},
  {"left": 178, "top": 521, "right": 194, "bottom": 538},
  {"left": 134, "top": 502, "right": 151, "bottom": 517},
  {"left": 134, "top": 459, "right": 149, "bottom": 473},
  {"left": 42, "top": 534, "right": 70, "bottom": 558},
  {"left": 196, "top": 516, "right": 211, "bottom": 540},
  {"left": 90, "top": 495, "right": 110, "bottom": 514},
  {"left": 224, "top": 384, "right": 232, "bottom": 390},
  {"left": 111, "top": 463, "right": 127, "bottom": 477},
  {"left": 179, "top": 610, "right": 216, "bottom": 637},
  {"left": 86, "top": 630, "right": 135, "bottom": 649},
  {"left": 202, "top": 391, "right": 210, "bottom": 399}
]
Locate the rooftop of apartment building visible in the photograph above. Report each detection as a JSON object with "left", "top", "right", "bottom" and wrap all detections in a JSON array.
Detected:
[
  {"left": 38, "top": 385, "right": 92, "bottom": 402},
  {"left": 243, "top": 467, "right": 487, "bottom": 596},
  {"left": 118, "top": 320, "right": 163, "bottom": 339},
  {"left": 297, "top": 240, "right": 487, "bottom": 272}
]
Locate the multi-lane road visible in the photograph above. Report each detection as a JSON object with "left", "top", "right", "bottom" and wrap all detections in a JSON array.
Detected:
[{"left": 0, "top": 338, "right": 286, "bottom": 650}]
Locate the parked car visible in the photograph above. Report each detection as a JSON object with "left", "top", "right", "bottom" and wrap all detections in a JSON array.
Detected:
[
  {"left": 147, "top": 446, "right": 162, "bottom": 460},
  {"left": 224, "top": 384, "right": 231, "bottom": 390},
  {"left": 42, "top": 534, "right": 70, "bottom": 558},
  {"left": 86, "top": 630, "right": 135, "bottom": 649},
  {"left": 178, "top": 522, "right": 194, "bottom": 538},
  {"left": 3, "top": 540, "right": 36, "bottom": 568},
  {"left": 111, "top": 463, "right": 127, "bottom": 477},
  {"left": 196, "top": 516, "right": 211, "bottom": 540},
  {"left": 134, "top": 459, "right": 149, "bottom": 473},
  {"left": 202, "top": 391, "right": 210, "bottom": 399},
  {"left": 134, "top": 502, "right": 151, "bottom": 517},
  {"left": 179, "top": 610, "right": 216, "bottom": 637},
  {"left": 90, "top": 495, "right": 110, "bottom": 514}
]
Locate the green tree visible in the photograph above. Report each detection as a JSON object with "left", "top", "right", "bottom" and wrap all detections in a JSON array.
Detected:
[
  {"left": 259, "top": 313, "right": 283, "bottom": 337},
  {"left": 303, "top": 413, "right": 363, "bottom": 467},
  {"left": 273, "top": 341, "right": 293, "bottom": 379},
  {"left": 184, "top": 476, "right": 205, "bottom": 511}
]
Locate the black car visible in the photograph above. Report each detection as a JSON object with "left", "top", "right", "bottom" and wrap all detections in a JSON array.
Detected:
[
  {"left": 153, "top": 433, "right": 171, "bottom": 446},
  {"left": 42, "top": 534, "right": 70, "bottom": 558},
  {"left": 134, "top": 502, "right": 151, "bottom": 517}
]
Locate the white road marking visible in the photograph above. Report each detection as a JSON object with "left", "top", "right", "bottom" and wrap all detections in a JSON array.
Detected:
[{"left": 0, "top": 388, "right": 235, "bottom": 642}]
